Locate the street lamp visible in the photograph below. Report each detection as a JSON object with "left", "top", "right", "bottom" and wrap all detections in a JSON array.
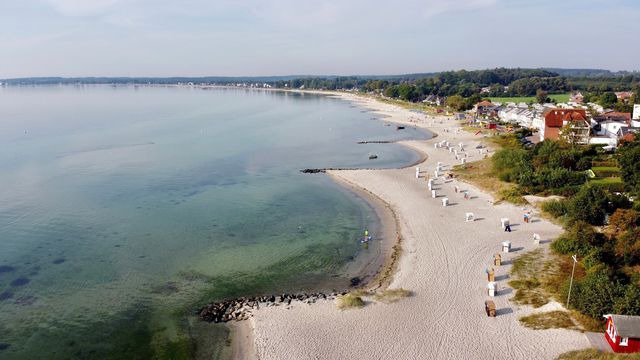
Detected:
[{"left": 566, "top": 254, "right": 578, "bottom": 309}]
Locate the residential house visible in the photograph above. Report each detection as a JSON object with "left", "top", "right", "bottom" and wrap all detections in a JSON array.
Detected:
[
  {"left": 587, "top": 102, "right": 605, "bottom": 114},
  {"left": 634, "top": 104, "right": 640, "bottom": 124},
  {"left": 475, "top": 100, "right": 498, "bottom": 117},
  {"left": 541, "top": 108, "right": 589, "bottom": 144},
  {"left": 423, "top": 95, "right": 444, "bottom": 106},
  {"left": 590, "top": 111, "right": 640, "bottom": 147},
  {"left": 615, "top": 92, "right": 634, "bottom": 103},
  {"left": 593, "top": 111, "right": 632, "bottom": 127},
  {"left": 604, "top": 314, "right": 640, "bottom": 353},
  {"left": 570, "top": 91, "right": 584, "bottom": 104}
]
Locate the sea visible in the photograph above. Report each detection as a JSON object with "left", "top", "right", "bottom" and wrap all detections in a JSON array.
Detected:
[{"left": 0, "top": 86, "right": 430, "bottom": 359}]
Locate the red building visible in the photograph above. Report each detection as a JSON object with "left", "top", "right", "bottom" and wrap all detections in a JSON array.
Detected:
[
  {"left": 604, "top": 314, "right": 640, "bottom": 353},
  {"left": 542, "top": 108, "right": 589, "bottom": 143}
]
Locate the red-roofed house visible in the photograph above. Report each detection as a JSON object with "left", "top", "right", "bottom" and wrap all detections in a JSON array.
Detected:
[
  {"left": 604, "top": 314, "right": 640, "bottom": 353},
  {"left": 540, "top": 108, "right": 590, "bottom": 144},
  {"left": 475, "top": 100, "right": 497, "bottom": 117},
  {"left": 570, "top": 91, "right": 584, "bottom": 104},
  {"left": 595, "top": 111, "right": 632, "bottom": 126},
  {"left": 615, "top": 92, "right": 634, "bottom": 103}
]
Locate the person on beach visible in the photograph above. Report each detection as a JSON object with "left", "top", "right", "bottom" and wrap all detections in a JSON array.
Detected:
[{"left": 504, "top": 224, "right": 512, "bottom": 232}]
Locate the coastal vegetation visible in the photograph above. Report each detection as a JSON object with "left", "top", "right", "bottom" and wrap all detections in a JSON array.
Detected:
[
  {"left": 519, "top": 311, "right": 578, "bottom": 330},
  {"left": 336, "top": 293, "right": 365, "bottom": 309},
  {"left": 509, "top": 248, "right": 558, "bottom": 308},
  {"left": 373, "top": 288, "right": 412, "bottom": 303},
  {"left": 485, "top": 133, "right": 640, "bottom": 329}
]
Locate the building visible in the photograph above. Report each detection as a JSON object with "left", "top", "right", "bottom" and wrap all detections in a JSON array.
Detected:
[
  {"left": 570, "top": 91, "right": 584, "bottom": 104},
  {"left": 541, "top": 108, "right": 589, "bottom": 144},
  {"left": 615, "top": 92, "right": 634, "bottom": 103},
  {"left": 596, "top": 111, "right": 632, "bottom": 125},
  {"left": 475, "top": 100, "right": 498, "bottom": 117},
  {"left": 634, "top": 104, "right": 640, "bottom": 122},
  {"left": 604, "top": 314, "right": 640, "bottom": 353}
]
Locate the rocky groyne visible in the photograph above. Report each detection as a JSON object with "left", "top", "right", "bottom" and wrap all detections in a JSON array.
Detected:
[{"left": 199, "top": 291, "right": 348, "bottom": 323}]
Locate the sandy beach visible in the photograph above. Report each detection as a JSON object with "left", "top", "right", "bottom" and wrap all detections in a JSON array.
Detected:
[{"left": 242, "top": 93, "right": 591, "bottom": 359}]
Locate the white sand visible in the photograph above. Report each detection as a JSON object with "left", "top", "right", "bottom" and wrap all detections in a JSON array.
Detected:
[{"left": 247, "top": 94, "right": 590, "bottom": 359}]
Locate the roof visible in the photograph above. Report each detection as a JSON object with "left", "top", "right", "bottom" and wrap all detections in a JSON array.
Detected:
[
  {"left": 615, "top": 92, "right": 634, "bottom": 99},
  {"left": 476, "top": 100, "right": 494, "bottom": 107},
  {"left": 606, "top": 314, "right": 640, "bottom": 338},
  {"left": 622, "top": 133, "right": 636, "bottom": 142},
  {"left": 544, "top": 108, "right": 587, "bottom": 127},
  {"left": 599, "top": 111, "right": 632, "bottom": 124}
]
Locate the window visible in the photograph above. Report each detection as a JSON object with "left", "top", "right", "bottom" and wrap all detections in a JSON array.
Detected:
[{"left": 620, "top": 337, "right": 629, "bottom": 347}]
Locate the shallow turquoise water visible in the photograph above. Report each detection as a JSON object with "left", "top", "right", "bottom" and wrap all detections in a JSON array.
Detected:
[{"left": 0, "top": 86, "right": 429, "bottom": 358}]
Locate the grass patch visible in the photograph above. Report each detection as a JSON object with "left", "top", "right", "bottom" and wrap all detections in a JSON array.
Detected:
[
  {"left": 336, "top": 294, "right": 365, "bottom": 310},
  {"left": 591, "top": 166, "right": 620, "bottom": 172},
  {"left": 509, "top": 249, "right": 601, "bottom": 331},
  {"left": 519, "top": 311, "right": 578, "bottom": 330},
  {"left": 570, "top": 310, "right": 603, "bottom": 332},
  {"left": 488, "top": 94, "right": 570, "bottom": 104},
  {"left": 589, "top": 177, "right": 624, "bottom": 192},
  {"left": 590, "top": 177, "right": 623, "bottom": 185},
  {"left": 509, "top": 249, "right": 551, "bottom": 308},
  {"left": 557, "top": 349, "right": 640, "bottom": 360},
  {"left": 452, "top": 157, "right": 527, "bottom": 205},
  {"left": 373, "top": 288, "right": 412, "bottom": 303}
]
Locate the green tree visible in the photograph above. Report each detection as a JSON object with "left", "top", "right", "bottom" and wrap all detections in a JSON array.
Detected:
[
  {"left": 384, "top": 86, "right": 399, "bottom": 98},
  {"left": 567, "top": 185, "right": 609, "bottom": 225},
  {"left": 599, "top": 92, "right": 618, "bottom": 108},
  {"left": 571, "top": 270, "right": 620, "bottom": 318},
  {"left": 609, "top": 209, "right": 640, "bottom": 237},
  {"left": 618, "top": 139, "right": 640, "bottom": 194},
  {"left": 615, "top": 228, "right": 640, "bottom": 265},
  {"left": 614, "top": 284, "right": 640, "bottom": 315},
  {"left": 536, "top": 89, "right": 549, "bottom": 104},
  {"left": 492, "top": 148, "right": 533, "bottom": 183},
  {"left": 552, "top": 220, "right": 601, "bottom": 256},
  {"left": 445, "top": 95, "right": 466, "bottom": 111}
]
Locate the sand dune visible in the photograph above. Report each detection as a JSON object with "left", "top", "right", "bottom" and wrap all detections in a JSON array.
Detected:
[{"left": 246, "top": 94, "right": 590, "bottom": 359}]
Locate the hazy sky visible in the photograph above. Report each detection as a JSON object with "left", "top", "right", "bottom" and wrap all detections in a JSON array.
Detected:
[{"left": 1, "top": 0, "right": 638, "bottom": 77}]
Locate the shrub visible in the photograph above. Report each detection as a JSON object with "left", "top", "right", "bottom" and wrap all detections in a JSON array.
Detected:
[
  {"left": 541, "top": 199, "right": 569, "bottom": 218},
  {"left": 492, "top": 148, "right": 532, "bottom": 182},
  {"left": 551, "top": 221, "right": 601, "bottom": 257},
  {"left": 536, "top": 168, "right": 585, "bottom": 189},
  {"left": 373, "top": 288, "right": 412, "bottom": 303},
  {"left": 583, "top": 248, "right": 604, "bottom": 271},
  {"left": 575, "top": 157, "right": 593, "bottom": 171},
  {"left": 336, "top": 294, "right": 365, "bottom": 310},
  {"left": 614, "top": 228, "right": 640, "bottom": 265},
  {"left": 567, "top": 185, "right": 609, "bottom": 225},
  {"left": 519, "top": 311, "right": 577, "bottom": 330},
  {"left": 613, "top": 284, "right": 640, "bottom": 316},
  {"left": 570, "top": 270, "right": 620, "bottom": 318},
  {"left": 609, "top": 209, "right": 639, "bottom": 236}
]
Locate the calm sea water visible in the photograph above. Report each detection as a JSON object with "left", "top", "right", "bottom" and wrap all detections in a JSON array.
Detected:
[{"left": 0, "top": 86, "right": 429, "bottom": 359}]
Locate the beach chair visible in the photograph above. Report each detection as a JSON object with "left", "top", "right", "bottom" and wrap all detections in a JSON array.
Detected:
[{"left": 485, "top": 300, "right": 496, "bottom": 317}]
